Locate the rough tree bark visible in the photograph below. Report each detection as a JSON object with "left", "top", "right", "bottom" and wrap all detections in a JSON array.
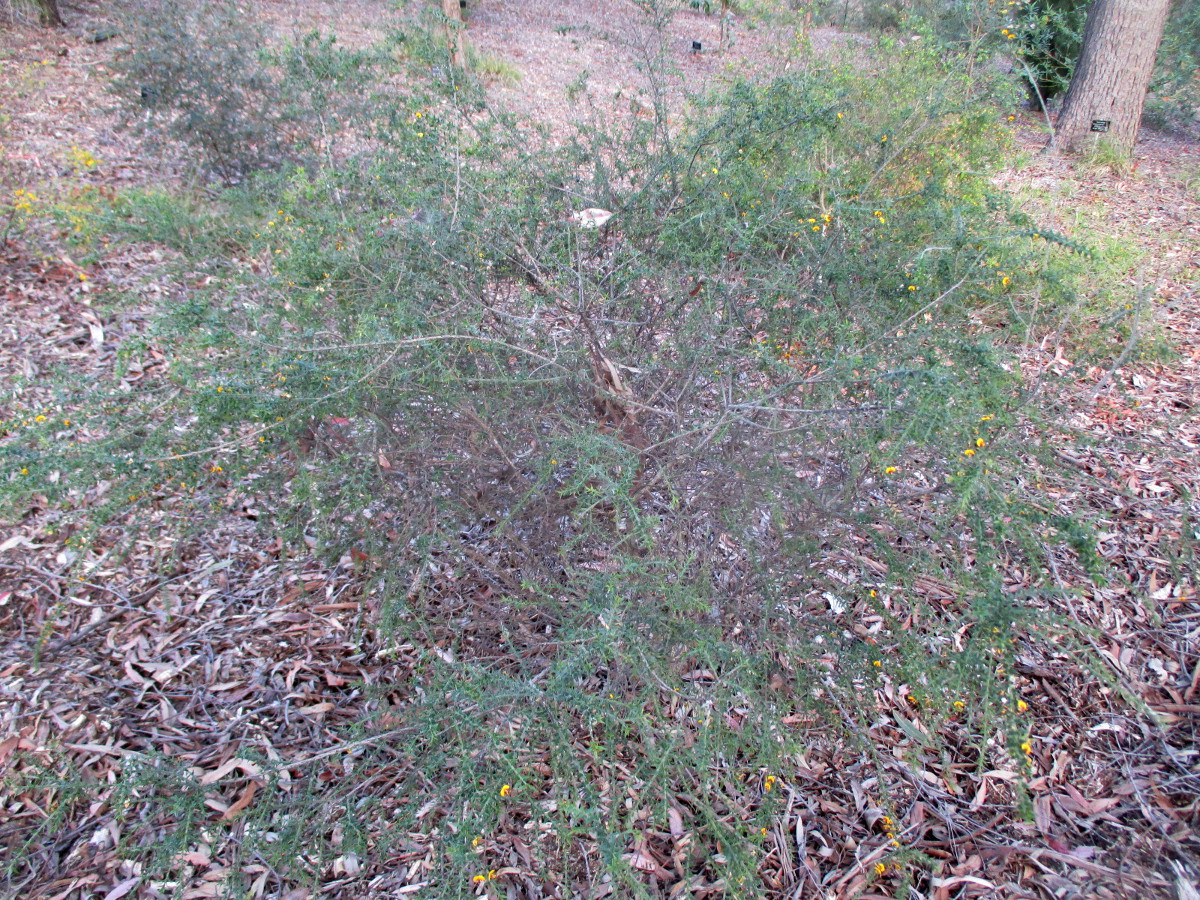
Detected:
[
  {"left": 1053, "top": 0, "right": 1170, "bottom": 155},
  {"left": 440, "top": 0, "right": 466, "bottom": 68},
  {"left": 36, "top": 0, "right": 65, "bottom": 27}
]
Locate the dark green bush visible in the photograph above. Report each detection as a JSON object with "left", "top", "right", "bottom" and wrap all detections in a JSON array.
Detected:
[{"left": 1014, "top": 0, "right": 1086, "bottom": 105}]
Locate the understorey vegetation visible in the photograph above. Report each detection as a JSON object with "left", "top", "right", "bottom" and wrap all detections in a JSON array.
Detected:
[{"left": 1, "top": 1, "right": 1193, "bottom": 898}]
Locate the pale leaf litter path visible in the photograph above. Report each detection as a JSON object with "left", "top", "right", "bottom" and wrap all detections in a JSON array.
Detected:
[{"left": 1, "top": 1, "right": 1199, "bottom": 898}]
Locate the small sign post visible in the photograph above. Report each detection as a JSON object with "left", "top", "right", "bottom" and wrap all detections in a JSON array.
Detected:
[{"left": 1090, "top": 119, "right": 1111, "bottom": 133}]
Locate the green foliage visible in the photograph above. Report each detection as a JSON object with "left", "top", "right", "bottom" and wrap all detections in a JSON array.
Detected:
[
  {"left": 850, "top": 0, "right": 1081, "bottom": 74},
  {"left": 1014, "top": 0, "right": 1086, "bottom": 104},
  {"left": 1079, "top": 135, "right": 1134, "bottom": 175},
  {"left": 689, "top": 0, "right": 740, "bottom": 14},
  {"left": 1149, "top": 0, "right": 1200, "bottom": 130},
  {"left": 465, "top": 45, "right": 521, "bottom": 83},
  {"left": 110, "top": 0, "right": 378, "bottom": 182},
  {"left": 853, "top": 0, "right": 1011, "bottom": 39},
  {"left": 0, "top": 80, "right": 34, "bottom": 244},
  {"left": 1, "top": 15, "right": 1111, "bottom": 895},
  {"left": 849, "top": 0, "right": 1198, "bottom": 126}
]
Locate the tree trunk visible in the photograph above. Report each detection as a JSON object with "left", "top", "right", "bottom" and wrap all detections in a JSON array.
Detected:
[
  {"left": 1053, "top": 0, "right": 1170, "bottom": 156},
  {"left": 441, "top": 0, "right": 466, "bottom": 68},
  {"left": 36, "top": 0, "right": 65, "bottom": 27}
]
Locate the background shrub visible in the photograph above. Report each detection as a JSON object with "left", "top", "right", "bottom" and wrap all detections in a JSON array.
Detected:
[
  {"left": 1014, "top": 0, "right": 1086, "bottom": 106},
  {"left": 1149, "top": 0, "right": 1200, "bottom": 131},
  {"left": 840, "top": 0, "right": 1197, "bottom": 126},
  {"left": 110, "top": 0, "right": 378, "bottom": 182}
]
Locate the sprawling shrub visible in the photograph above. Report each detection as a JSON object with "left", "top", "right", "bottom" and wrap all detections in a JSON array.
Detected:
[
  {"left": 3, "top": 14, "right": 1104, "bottom": 895},
  {"left": 110, "top": 0, "right": 376, "bottom": 181}
]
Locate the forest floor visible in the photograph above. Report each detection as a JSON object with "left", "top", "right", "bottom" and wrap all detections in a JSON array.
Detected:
[{"left": 1, "top": 1, "right": 1199, "bottom": 899}]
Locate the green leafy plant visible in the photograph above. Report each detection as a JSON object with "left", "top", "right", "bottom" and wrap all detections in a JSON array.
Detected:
[
  {"left": 1014, "top": 0, "right": 1087, "bottom": 107},
  {"left": 1148, "top": 0, "right": 1200, "bottom": 131},
  {"left": 110, "top": 0, "right": 376, "bottom": 182},
  {"left": 465, "top": 45, "right": 521, "bottom": 82},
  {"left": 2, "top": 11, "right": 1114, "bottom": 896}
]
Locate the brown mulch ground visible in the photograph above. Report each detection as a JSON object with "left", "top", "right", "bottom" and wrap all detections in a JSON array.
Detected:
[{"left": 2, "top": 2, "right": 1199, "bottom": 899}]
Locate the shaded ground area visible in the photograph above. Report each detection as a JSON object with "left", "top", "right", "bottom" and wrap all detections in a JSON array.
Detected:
[{"left": 1, "top": 2, "right": 1199, "bottom": 898}]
